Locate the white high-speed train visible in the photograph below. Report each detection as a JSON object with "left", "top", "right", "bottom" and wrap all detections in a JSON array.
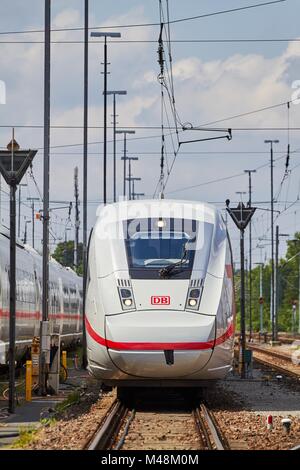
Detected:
[
  {"left": 86, "top": 200, "right": 235, "bottom": 388},
  {"left": 0, "top": 225, "right": 82, "bottom": 365}
]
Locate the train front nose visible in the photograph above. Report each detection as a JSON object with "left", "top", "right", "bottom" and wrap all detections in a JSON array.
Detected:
[{"left": 105, "top": 310, "right": 215, "bottom": 378}]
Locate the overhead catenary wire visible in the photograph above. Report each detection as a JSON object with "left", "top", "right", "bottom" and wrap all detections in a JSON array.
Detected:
[
  {"left": 0, "top": 1, "right": 287, "bottom": 36},
  {"left": 1, "top": 37, "right": 300, "bottom": 45}
]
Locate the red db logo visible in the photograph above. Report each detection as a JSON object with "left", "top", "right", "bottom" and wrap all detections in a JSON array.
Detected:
[{"left": 151, "top": 296, "right": 170, "bottom": 305}]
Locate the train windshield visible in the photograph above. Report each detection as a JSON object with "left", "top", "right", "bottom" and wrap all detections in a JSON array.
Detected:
[{"left": 124, "top": 218, "right": 213, "bottom": 279}]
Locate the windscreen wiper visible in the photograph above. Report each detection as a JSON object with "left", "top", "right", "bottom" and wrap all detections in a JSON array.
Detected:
[{"left": 159, "top": 248, "right": 188, "bottom": 279}]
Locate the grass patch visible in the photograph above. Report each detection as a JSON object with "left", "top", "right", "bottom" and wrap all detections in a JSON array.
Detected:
[
  {"left": 54, "top": 390, "right": 81, "bottom": 415},
  {"left": 10, "top": 427, "right": 38, "bottom": 449}
]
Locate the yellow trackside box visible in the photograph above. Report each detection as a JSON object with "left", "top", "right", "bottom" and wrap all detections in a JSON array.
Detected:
[{"left": 31, "top": 336, "right": 40, "bottom": 385}]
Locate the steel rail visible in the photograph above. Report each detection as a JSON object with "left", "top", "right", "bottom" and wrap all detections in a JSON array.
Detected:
[
  {"left": 87, "top": 400, "right": 127, "bottom": 450},
  {"left": 193, "top": 407, "right": 212, "bottom": 450},
  {"left": 254, "top": 356, "right": 300, "bottom": 379},
  {"left": 249, "top": 344, "right": 294, "bottom": 362},
  {"left": 200, "top": 404, "right": 230, "bottom": 450}
]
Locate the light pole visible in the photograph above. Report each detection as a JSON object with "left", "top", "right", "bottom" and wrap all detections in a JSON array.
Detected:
[
  {"left": 90, "top": 31, "right": 121, "bottom": 205},
  {"left": 115, "top": 130, "right": 136, "bottom": 198},
  {"left": 264, "top": 139, "right": 279, "bottom": 343},
  {"left": 18, "top": 183, "right": 27, "bottom": 239},
  {"left": 0, "top": 137, "right": 37, "bottom": 413},
  {"left": 39, "top": 0, "right": 51, "bottom": 397},
  {"left": 105, "top": 91, "right": 127, "bottom": 202},
  {"left": 82, "top": 0, "right": 89, "bottom": 370},
  {"left": 244, "top": 169, "right": 256, "bottom": 340},
  {"left": 27, "top": 197, "right": 40, "bottom": 249}
]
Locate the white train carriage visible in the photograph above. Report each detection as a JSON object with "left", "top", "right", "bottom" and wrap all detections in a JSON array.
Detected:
[
  {"left": 0, "top": 225, "right": 82, "bottom": 365},
  {"left": 86, "top": 200, "right": 235, "bottom": 387}
]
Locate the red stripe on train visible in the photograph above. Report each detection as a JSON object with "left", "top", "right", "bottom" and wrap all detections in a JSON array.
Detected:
[
  {"left": 0, "top": 309, "right": 80, "bottom": 321},
  {"left": 85, "top": 317, "right": 233, "bottom": 351}
]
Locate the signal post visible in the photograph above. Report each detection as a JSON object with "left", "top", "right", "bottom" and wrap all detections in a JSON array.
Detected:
[{"left": 226, "top": 200, "right": 256, "bottom": 379}]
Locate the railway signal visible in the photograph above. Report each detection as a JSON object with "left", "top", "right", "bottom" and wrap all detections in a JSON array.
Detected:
[
  {"left": 0, "top": 135, "right": 37, "bottom": 413},
  {"left": 226, "top": 199, "right": 256, "bottom": 379}
]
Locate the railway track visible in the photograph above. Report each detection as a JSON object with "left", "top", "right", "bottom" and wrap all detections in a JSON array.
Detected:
[
  {"left": 236, "top": 333, "right": 300, "bottom": 345},
  {"left": 86, "top": 391, "right": 230, "bottom": 451},
  {"left": 250, "top": 344, "right": 300, "bottom": 379}
]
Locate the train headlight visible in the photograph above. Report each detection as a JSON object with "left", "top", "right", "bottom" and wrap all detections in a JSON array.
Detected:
[
  {"left": 118, "top": 286, "right": 135, "bottom": 310},
  {"left": 157, "top": 218, "right": 165, "bottom": 228},
  {"left": 185, "top": 285, "right": 203, "bottom": 311}
]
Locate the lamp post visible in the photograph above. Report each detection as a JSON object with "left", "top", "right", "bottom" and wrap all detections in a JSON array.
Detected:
[
  {"left": 18, "top": 183, "right": 27, "bottom": 239},
  {"left": 82, "top": 0, "right": 89, "bottom": 370},
  {"left": 105, "top": 91, "right": 127, "bottom": 202},
  {"left": 39, "top": 0, "right": 52, "bottom": 397},
  {"left": 0, "top": 137, "right": 37, "bottom": 413},
  {"left": 90, "top": 32, "right": 121, "bottom": 205},
  {"left": 116, "top": 130, "right": 136, "bottom": 198},
  {"left": 264, "top": 139, "right": 279, "bottom": 343}
]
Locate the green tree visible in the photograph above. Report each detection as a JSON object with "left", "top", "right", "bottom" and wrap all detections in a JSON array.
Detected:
[
  {"left": 52, "top": 240, "right": 83, "bottom": 276},
  {"left": 235, "top": 231, "right": 300, "bottom": 334}
]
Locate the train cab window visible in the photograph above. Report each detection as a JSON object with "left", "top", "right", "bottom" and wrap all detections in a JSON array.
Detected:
[{"left": 124, "top": 218, "right": 213, "bottom": 280}]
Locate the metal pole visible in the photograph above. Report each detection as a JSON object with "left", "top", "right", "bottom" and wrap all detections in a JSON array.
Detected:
[
  {"left": 128, "top": 158, "right": 132, "bottom": 200},
  {"left": 275, "top": 225, "right": 279, "bottom": 340},
  {"left": 123, "top": 133, "right": 127, "bottom": 198},
  {"left": 74, "top": 167, "right": 79, "bottom": 269},
  {"left": 40, "top": 0, "right": 51, "bottom": 395},
  {"left": 259, "top": 264, "right": 263, "bottom": 333},
  {"left": 32, "top": 201, "right": 35, "bottom": 249},
  {"left": 244, "top": 170, "right": 256, "bottom": 340},
  {"left": 103, "top": 36, "right": 107, "bottom": 205},
  {"left": 298, "top": 255, "right": 300, "bottom": 334},
  {"left": 270, "top": 143, "right": 275, "bottom": 342},
  {"left": 0, "top": 175, "right": 2, "bottom": 224},
  {"left": 8, "top": 184, "right": 16, "bottom": 413},
  {"left": 240, "top": 228, "right": 246, "bottom": 379},
  {"left": 82, "top": 0, "right": 89, "bottom": 369},
  {"left": 18, "top": 185, "right": 21, "bottom": 238},
  {"left": 113, "top": 93, "right": 116, "bottom": 203}
]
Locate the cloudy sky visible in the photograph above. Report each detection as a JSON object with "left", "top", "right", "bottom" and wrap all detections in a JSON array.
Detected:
[{"left": 0, "top": 0, "right": 300, "bottom": 264}]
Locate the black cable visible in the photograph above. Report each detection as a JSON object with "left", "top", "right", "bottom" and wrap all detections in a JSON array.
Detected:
[
  {"left": 1, "top": 38, "right": 300, "bottom": 44},
  {"left": 0, "top": 0, "right": 287, "bottom": 36}
]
